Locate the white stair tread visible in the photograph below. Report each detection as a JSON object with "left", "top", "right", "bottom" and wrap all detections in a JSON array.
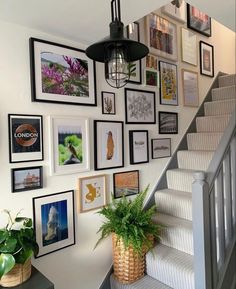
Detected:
[
  {"left": 146, "top": 244, "right": 194, "bottom": 289},
  {"left": 177, "top": 150, "right": 214, "bottom": 170},
  {"left": 187, "top": 132, "right": 222, "bottom": 151},
  {"left": 196, "top": 114, "right": 231, "bottom": 132},
  {"left": 110, "top": 274, "right": 173, "bottom": 289},
  {"left": 155, "top": 189, "right": 192, "bottom": 221},
  {"left": 218, "top": 74, "right": 236, "bottom": 87},
  {"left": 212, "top": 85, "right": 236, "bottom": 101},
  {"left": 204, "top": 99, "right": 236, "bottom": 116}
]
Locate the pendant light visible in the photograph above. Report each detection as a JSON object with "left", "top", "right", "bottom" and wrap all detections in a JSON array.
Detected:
[{"left": 85, "top": 0, "right": 149, "bottom": 89}]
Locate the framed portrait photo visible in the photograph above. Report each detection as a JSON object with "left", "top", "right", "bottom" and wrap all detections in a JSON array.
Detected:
[
  {"left": 125, "top": 88, "right": 156, "bottom": 124},
  {"left": 159, "top": 111, "right": 178, "bottom": 134},
  {"left": 161, "top": 0, "right": 187, "bottom": 23},
  {"left": 200, "top": 41, "right": 214, "bottom": 77},
  {"left": 146, "top": 14, "right": 178, "bottom": 61},
  {"left": 29, "top": 37, "right": 96, "bottom": 106},
  {"left": 151, "top": 138, "right": 171, "bottom": 159},
  {"left": 187, "top": 4, "right": 211, "bottom": 37},
  {"left": 8, "top": 114, "right": 43, "bottom": 163},
  {"left": 181, "top": 28, "right": 197, "bottom": 66},
  {"left": 182, "top": 69, "right": 199, "bottom": 107},
  {"left": 113, "top": 170, "right": 139, "bottom": 199},
  {"left": 159, "top": 61, "right": 178, "bottom": 106},
  {"left": 101, "top": 91, "right": 116, "bottom": 115},
  {"left": 33, "top": 190, "right": 75, "bottom": 258},
  {"left": 129, "top": 130, "right": 149, "bottom": 164},
  {"left": 49, "top": 116, "right": 90, "bottom": 175},
  {"left": 77, "top": 174, "right": 107, "bottom": 213},
  {"left": 11, "top": 166, "right": 43, "bottom": 193},
  {"left": 94, "top": 120, "right": 124, "bottom": 170}
]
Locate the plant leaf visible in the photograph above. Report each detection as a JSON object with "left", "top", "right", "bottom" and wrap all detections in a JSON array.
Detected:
[
  {"left": 0, "top": 253, "right": 15, "bottom": 278},
  {"left": 0, "top": 237, "right": 17, "bottom": 253},
  {"left": 0, "top": 230, "right": 8, "bottom": 244}
]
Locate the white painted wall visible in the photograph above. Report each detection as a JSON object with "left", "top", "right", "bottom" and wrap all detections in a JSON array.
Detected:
[{"left": 0, "top": 7, "right": 235, "bottom": 289}]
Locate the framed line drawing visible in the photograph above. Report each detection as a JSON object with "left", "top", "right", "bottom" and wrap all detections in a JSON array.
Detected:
[
  {"left": 77, "top": 174, "right": 107, "bottom": 213},
  {"left": 49, "top": 116, "right": 90, "bottom": 175},
  {"left": 182, "top": 69, "right": 199, "bottom": 107},
  {"left": 159, "top": 61, "right": 178, "bottom": 106},
  {"left": 146, "top": 14, "right": 178, "bottom": 61},
  {"left": 94, "top": 120, "right": 124, "bottom": 170},
  {"left": 33, "top": 190, "right": 75, "bottom": 258},
  {"left": 129, "top": 130, "right": 149, "bottom": 164},
  {"left": 11, "top": 166, "right": 43, "bottom": 193},
  {"left": 151, "top": 138, "right": 171, "bottom": 159},
  {"left": 113, "top": 170, "right": 139, "bottom": 199},
  {"left": 125, "top": 88, "right": 156, "bottom": 124},
  {"left": 187, "top": 4, "right": 211, "bottom": 37},
  {"left": 159, "top": 111, "right": 178, "bottom": 134},
  {"left": 101, "top": 91, "right": 116, "bottom": 115},
  {"left": 199, "top": 41, "right": 214, "bottom": 77},
  {"left": 29, "top": 37, "right": 97, "bottom": 106},
  {"left": 181, "top": 27, "right": 197, "bottom": 66},
  {"left": 161, "top": 0, "right": 187, "bottom": 23},
  {"left": 8, "top": 114, "right": 43, "bottom": 163}
]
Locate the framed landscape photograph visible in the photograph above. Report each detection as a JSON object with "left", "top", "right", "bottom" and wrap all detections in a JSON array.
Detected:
[
  {"left": 33, "top": 190, "right": 75, "bottom": 258},
  {"left": 200, "top": 41, "right": 214, "bottom": 77},
  {"left": 8, "top": 114, "right": 43, "bottom": 163},
  {"left": 181, "top": 28, "right": 197, "bottom": 66},
  {"left": 113, "top": 170, "right": 139, "bottom": 199},
  {"left": 161, "top": 0, "right": 187, "bottom": 23},
  {"left": 125, "top": 88, "right": 156, "bottom": 124},
  {"left": 187, "top": 4, "right": 211, "bottom": 37},
  {"left": 129, "top": 130, "right": 149, "bottom": 164},
  {"left": 159, "top": 112, "right": 178, "bottom": 134},
  {"left": 144, "top": 69, "right": 158, "bottom": 87},
  {"left": 49, "top": 116, "right": 90, "bottom": 175},
  {"left": 94, "top": 120, "right": 124, "bottom": 170},
  {"left": 146, "top": 14, "right": 178, "bottom": 61},
  {"left": 151, "top": 138, "right": 171, "bottom": 159},
  {"left": 159, "top": 61, "right": 178, "bottom": 106},
  {"left": 77, "top": 174, "right": 107, "bottom": 213},
  {"left": 102, "top": 91, "right": 116, "bottom": 115},
  {"left": 182, "top": 69, "right": 199, "bottom": 107},
  {"left": 29, "top": 37, "right": 96, "bottom": 106},
  {"left": 11, "top": 166, "right": 43, "bottom": 193}
]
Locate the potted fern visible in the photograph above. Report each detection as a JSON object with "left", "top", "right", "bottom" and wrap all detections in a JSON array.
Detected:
[
  {"left": 0, "top": 210, "right": 39, "bottom": 287},
  {"left": 96, "top": 186, "right": 161, "bottom": 284}
]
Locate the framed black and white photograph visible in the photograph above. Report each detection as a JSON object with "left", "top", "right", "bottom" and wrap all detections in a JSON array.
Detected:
[
  {"left": 94, "top": 120, "right": 124, "bottom": 170},
  {"left": 182, "top": 69, "right": 199, "bottom": 107},
  {"left": 30, "top": 37, "right": 96, "bottom": 106},
  {"left": 161, "top": 0, "right": 187, "bottom": 23},
  {"left": 159, "top": 112, "right": 178, "bottom": 134},
  {"left": 113, "top": 170, "right": 139, "bottom": 199},
  {"left": 129, "top": 130, "right": 149, "bottom": 164},
  {"left": 8, "top": 114, "right": 43, "bottom": 163},
  {"left": 200, "top": 41, "right": 214, "bottom": 77},
  {"left": 125, "top": 88, "right": 156, "bottom": 124},
  {"left": 181, "top": 28, "right": 197, "bottom": 66},
  {"left": 151, "top": 138, "right": 171, "bottom": 159},
  {"left": 101, "top": 91, "right": 116, "bottom": 114},
  {"left": 11, "top": 166, "right": 43, "bottom": 193},
  {"left": 33, "top": 190, "right": 75, "bottom": 258}
]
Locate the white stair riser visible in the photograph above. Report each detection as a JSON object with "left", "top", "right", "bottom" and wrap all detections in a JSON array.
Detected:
[
  {"left": 167, "top": 170, "right": 194, "bottom": 193},
  {"left": 196, "top": 115, "right": 230, "bottom": 132},
  {"left": 204, "top": 99, "right": 236, "bottom": 116},
  {"left": 219, "top": 74, "right": 236, "bottom": 87},
  {"left": 177, "top": 151, "right": 213, "bottom": 170},
  {"left": 212, "top": 85, "right": 236, "bottom": 101},
  {"left": 187, "top": 133, "right": 222, "bottom": 151}
]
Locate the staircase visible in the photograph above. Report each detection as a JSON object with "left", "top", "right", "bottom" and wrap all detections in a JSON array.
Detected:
[{"left": 110, "top": 73, "right": 236, "bottom": 289}]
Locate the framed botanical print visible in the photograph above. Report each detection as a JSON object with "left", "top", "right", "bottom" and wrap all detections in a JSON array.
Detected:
[
  {"left": 29, "top": 37, "right": 96, "bottom": 106},
  {"left": 151, "top": 138, "right": 171, "bottom": 159},
  {"left": 200, "top": 41, "right": 214, "bottom": 77},
  {"left": 129, "top": 130, "right": 149, "bottom": 164},
  {"left": 181, "top": 28, "right": 197, "bottom": 66},
  {"left": 33, "top": 190, "right": 75, "bottom": 258},
  {"left": 101, "top": 91, "right": 116, "bottom": 115},
  {"left": 182, "top": 69, "right": 199, "bottom": 107},
  {"left": 159, "top": 61, "right": 178, "bottom": 106},
  {"left": 94, "top": 120, "right": 124, "bottom": 170},
  {"left": 125, "top": 88, "right": 156, "bottom": 124},
  {"left": 161, "top": 0, "right": 187, "bottom": 23},
  {"left": 77, "top": 174, "right": 107, "bottom": 212},
  {"left": 49, "top": 116, "right": 90, "bottom": 175},
  {"left": 113, "top": 170, "right": 139, "bottom": 199},
  {"left": 146, "top": 14, "right": 178, "bottom": 61},
  {"left": 159, "top": 112, "right": 178, "bottom": 134},
  {"left": 8, "top": 114, "right": 43, "bottom": 163}
]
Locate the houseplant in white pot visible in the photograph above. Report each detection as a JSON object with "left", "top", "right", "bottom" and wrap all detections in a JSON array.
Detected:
[{"left": 0, "top": 210, "right": 39, "bottom": 287}]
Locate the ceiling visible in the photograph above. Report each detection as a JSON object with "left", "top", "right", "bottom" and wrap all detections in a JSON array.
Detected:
[{"left": 0, "top": 0, "right": 235, "bottom": 45}]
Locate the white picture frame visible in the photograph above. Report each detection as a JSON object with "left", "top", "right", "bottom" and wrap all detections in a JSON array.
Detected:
[
  {"left": 181, "top": 27, "right": 197, "bottom": 66},
  {"left": 182, "top": 69, "right": 199, "bottom": 107}
]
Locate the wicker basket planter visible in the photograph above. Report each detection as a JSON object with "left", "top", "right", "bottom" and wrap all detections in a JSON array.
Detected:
[{"left": 0, "top": 259, "right": 31, "bottom": 287}]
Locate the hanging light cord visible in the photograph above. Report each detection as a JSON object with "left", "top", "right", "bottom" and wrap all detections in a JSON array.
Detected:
[{"left": 111, "top": 0, "right": 121, "bottom": 22}]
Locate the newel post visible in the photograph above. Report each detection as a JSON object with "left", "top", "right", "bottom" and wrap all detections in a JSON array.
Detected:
[{"left": 192, "top": 172, "right": 212, "bottom": 289}]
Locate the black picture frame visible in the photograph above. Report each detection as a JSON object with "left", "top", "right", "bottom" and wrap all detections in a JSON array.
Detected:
[
  {"left": 113, "top": 170, "right": 140, "bottom": 199},
  {"left": 11, "top": 166, "right": 43, "bottom": 193},
  {"left": 29, "top": 37, "right": 97, "bottom": 106},
  {"left": 94, "top": 120, "right": 124, "bottom": 170},
  {"left": 187, "top": 4, "right": 212, "bottom": 37},
  {"left": 101, "top": 91, "right": 116, "bottom": 115},
  {"left": 199, "top": 41, "right": 214, "bottom": 77},
  {"left": 159, "top": 112, "right": 178, "bottom": 134},
  {"left": 125, "top": 88, "right": 156, "bottom": 124},
  {"left": 151, "top": 138, "right": 171, "bottom": 159},
  {"left": 8, "top": 114, "right": 44, "bottom": 163},
  {"left": 129, "top": 130, "right": 149, "bottom": 164}
]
